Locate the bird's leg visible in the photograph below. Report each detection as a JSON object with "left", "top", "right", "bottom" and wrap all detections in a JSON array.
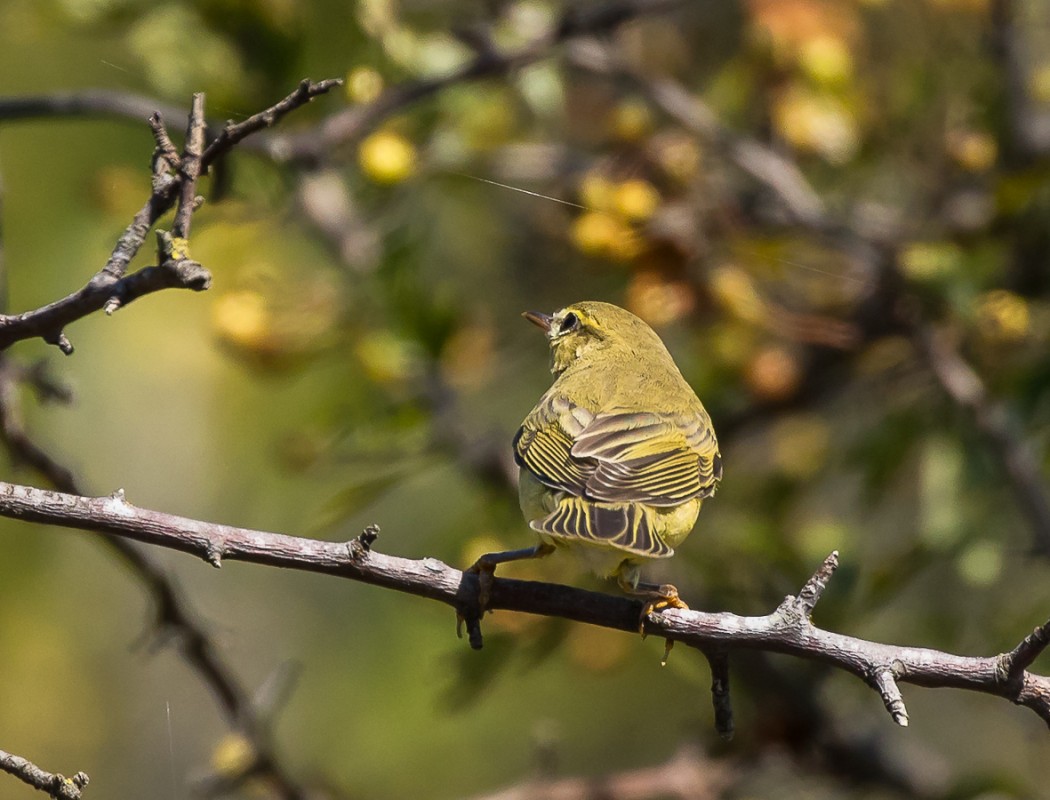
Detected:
[
  {"left": 457, "top": 542, "right": 555, "bottom": 640},
  {"left": 467, "top": 542, "right": 556, "bottom": 612}
]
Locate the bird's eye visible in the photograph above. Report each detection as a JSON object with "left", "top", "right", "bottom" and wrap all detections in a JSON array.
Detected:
[{"left": 561, "top": 312, "right": 580, "bottom": 332}]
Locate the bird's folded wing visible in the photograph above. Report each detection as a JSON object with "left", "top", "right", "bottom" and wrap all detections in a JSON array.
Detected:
[
  {"left": 515, "top": 400, "right": 721, "bottom": 508},
  {"left": 573, "top": 410, "right": 720, "bottom": 505},
  {"left": 513, "top": 418, "right": 590, "bottom": 495}
]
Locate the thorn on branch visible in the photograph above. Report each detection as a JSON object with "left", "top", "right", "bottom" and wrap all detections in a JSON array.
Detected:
[
  {"left": 775, "top": 551, "right": 840, "bottom": 623},
  {"left": 348, "top": 523, "right": 380, "bottom": 560},
  {"left": 871, "top": 667, "right": 909, "bottom": 727},
  {"left": 797, "top": 550, "right": 840, "bottom": 618},
  {"left": 998, "top": 617, "right": 1050, "bottom": 686},
  {"left": 706, "top": 651, "right": 734, "bottom": 740},
  {"left": 661, "top": 637, "right": 674, "bottom": 666},
  {"left": 43, "top": 330, "right": 74, "bottom": 355},
  {"left": 207, "top": 542, "right": 225, "bottom": 568}
]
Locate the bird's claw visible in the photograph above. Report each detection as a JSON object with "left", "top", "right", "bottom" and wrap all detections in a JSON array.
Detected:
[
  {"left": 640, "top": 583, "right": 687, "bottom": 621},
  {"left": 466, "top": 559, "right": 497, "bottom": 611},
  {"left": 636, "top": 584, "right": 688, "bottom": 664},
  {"left": 456, "top": 559, "right": 496, "bottom": 641}
]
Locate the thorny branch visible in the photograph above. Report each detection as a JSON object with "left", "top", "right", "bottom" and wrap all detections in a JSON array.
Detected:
[
  {"left": 0, "top": 78, "right": 340, "bottom": 354},
  {"left": 0, "top": 481, "right": 1048, "bottom": 732}
]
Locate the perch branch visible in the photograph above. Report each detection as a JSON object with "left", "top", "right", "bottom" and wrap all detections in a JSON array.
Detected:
[
  {"left": 0, "top": 750, "right": 88, "bottom": 800},
  {"left": 1, "top": 480, "right": 1048, "bottom": 731}
]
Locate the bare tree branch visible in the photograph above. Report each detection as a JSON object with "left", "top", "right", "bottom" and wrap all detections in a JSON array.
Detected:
[
  {"left": 0, "top": 480, "right": 1048, "bottom": 731},
  {"left": 258, "top": 0, "right": 689, "bottom": 165},
  {"left": 566, "top": 39, "right": 830, "bottom": 230},
  {"left": 0, "top": 78, "right": 340, "bottom": 354},
  {"left": 0, "top": 749, "right": 88, "bottom": 800},
  {"left": 172, "top": 94, "right": 206, "bottom": 242},
  {"left": 912, "top": 324, "right": 1050, "bottom": 555},
  {"left": 0, "top": 89, "right": 192, "bottom": 129}
]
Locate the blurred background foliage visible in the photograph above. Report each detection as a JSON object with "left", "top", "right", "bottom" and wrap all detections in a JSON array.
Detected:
[{"left": 1, "top": 0, "right": 1050, "bottom": 797}]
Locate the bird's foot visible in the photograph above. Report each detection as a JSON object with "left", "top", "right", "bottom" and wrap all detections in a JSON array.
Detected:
[
  {"left": 456, "top": 559, "right": 496, "bottom": 640},
  {"left": 467, "top": 558, "right": 497, "bottom": 611},
  {"left": 638, "top": 584, "right": 688, "bottom": 663},
  {"left": 639, "top": 583, "right": 688, "bottom": 631}
]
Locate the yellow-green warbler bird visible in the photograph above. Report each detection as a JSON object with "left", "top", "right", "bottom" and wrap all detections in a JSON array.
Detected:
[{"left": 471, "top": 301, "right": 722, "bottom": 624}]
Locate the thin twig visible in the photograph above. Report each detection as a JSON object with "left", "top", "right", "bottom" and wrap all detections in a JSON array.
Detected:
[
  {"left": 795, "top": 550, "right": 839, "bottom": 618},
  {"left": 912, "top": 325, "right": 1050, "bottom": 555},
  {"left": 260, "top": 0, "right": 688, "bottom": 164},
  {"left": 172, "top": 93, "right": 205, "bottom": 241},
  {"left": 0, "top": 749, "right": 88, "bottom": 800},
  {"left": 204, "top": 78, "right": 343, "bottom": 164},
  {"left": 147, "top": 112, "right": 181, "bottom": 171}
]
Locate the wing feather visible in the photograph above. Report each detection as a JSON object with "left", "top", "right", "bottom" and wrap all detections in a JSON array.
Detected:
[
  {"left": 515, "top": 391, "right": 722, "bottom": 551},
  {"left": 530, "top": 496, "right": 672, "bottom": 558}
]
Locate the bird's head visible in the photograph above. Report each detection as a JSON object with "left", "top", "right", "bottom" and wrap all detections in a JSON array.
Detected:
[{"left": 522, "top": 301, "right": 667, "bottom": 375}]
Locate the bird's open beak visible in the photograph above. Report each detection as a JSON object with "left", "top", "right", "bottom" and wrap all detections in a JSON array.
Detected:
[{"left": 522, "top": 310, "right": 554, "bottom": 332}]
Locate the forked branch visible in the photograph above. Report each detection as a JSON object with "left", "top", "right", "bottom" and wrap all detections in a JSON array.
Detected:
[{"left": 0, "top": 79, "right": 340, "bottom": 354}]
